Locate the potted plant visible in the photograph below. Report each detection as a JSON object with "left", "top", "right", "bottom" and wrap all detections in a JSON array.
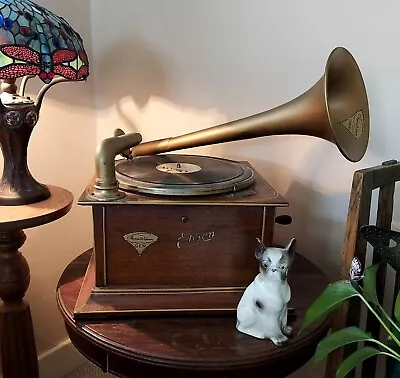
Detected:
[{"left": 300, "top": 225, "right": 400, "bottom": 378}]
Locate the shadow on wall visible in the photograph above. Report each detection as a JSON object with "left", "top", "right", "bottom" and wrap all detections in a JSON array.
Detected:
[
  {"left": 277, "top": 176, "right": 349, "bottom": 282},
  {"left": 21, "top": 76, "right": 93, "bottom": 111},
  {"left": 94, "top": 37, "right": 174, "bottom": 110},
  {"left": 212, "top": 125, "right": 373, "bottom": 282},
  {"left": 112, "top": 95, "right": 227, "bottom": 147},
  {"left": 115, "top": 100, "right": 139, "bottom": 133},
  {"left": 228, "top": 155, "right": 352, "bottom": 282}
]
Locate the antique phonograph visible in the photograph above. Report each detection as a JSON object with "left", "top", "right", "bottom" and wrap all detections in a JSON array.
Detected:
[{"left": 74, "top": 46, "right": 370, "bottom": 319}]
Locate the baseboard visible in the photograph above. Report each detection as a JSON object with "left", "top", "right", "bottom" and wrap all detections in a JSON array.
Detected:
[
  {"left": 38, "top": 338, "right": 86, "bottom": 378},
  {"left": 392, "top": 222, "right": 400, "bottom": 232}
]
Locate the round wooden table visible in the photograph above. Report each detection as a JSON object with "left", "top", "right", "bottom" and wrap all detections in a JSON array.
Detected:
[{"left": 57, "top": 250, "right": 330, "bottom": 378}]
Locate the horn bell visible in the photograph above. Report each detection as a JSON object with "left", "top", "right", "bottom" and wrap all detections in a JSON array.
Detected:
[
  {"left": 132, "top": 47, "right": 369, "bottom": 163},
  {"left": 324, "top": 47, "right": 369, "bottom": 162}
]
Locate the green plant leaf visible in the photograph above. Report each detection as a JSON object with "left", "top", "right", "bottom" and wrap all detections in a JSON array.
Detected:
[
  {"left": 394, "top": 291, "right": 400, "bottom": 325},
  {"left": 314, "top": 327, "right": 373, "bottom": 364},
  {"left": 363, "top": 263, "right": 380, "bottom": 305},
  {"left": 336, "top": 346, "right": 384, "bottom": 378},
  {"left": 300, "top": 281, "right": 360, "bottom": 333}
]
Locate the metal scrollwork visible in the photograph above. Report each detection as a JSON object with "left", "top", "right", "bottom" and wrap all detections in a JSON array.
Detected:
[
  {"left": 4, "top": 110, "right": 22, "bottom": 129},
  {"left": 25, "top": 111, "right": 38, "bottom": 127},
  {"left": 176, "top": 231, "right": 215, "bottom": 249}
]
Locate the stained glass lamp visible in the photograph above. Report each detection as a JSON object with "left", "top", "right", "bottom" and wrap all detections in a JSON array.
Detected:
[{"left": 0, "top": 0, "right": 89, "bottom": 205}]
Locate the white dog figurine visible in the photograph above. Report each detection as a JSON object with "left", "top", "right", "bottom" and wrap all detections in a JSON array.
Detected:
[{"left": 236, "top": 238, "right": 296, "bottom": 345}]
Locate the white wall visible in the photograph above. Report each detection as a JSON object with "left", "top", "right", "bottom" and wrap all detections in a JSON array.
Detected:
[
  {"left": 90, "top": 0, "right": 398, "bottom": 281},
  {"left": 2, "top": 0, "right": 96, "bottom": 354}
]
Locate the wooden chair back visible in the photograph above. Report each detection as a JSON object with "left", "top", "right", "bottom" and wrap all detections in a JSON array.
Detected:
[{"left": 325, "top": 159, "right": 400, "bottom": 378}]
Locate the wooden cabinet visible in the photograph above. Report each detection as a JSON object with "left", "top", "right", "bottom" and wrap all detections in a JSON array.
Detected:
[{"left": 74, "top": 165, "right": 288, "bottom": 319}]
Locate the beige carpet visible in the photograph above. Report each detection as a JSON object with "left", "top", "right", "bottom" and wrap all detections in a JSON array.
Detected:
[
  {"left": 62, "top": 362, "right": 115, "bottom": 377},
  {"left": 62, "top": 360, "right": 323, "bottom": 377}
]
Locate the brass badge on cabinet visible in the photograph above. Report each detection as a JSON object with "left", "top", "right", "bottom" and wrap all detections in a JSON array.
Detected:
[{"left": 123, "top": 232, "right": 159, "bottom": 256}]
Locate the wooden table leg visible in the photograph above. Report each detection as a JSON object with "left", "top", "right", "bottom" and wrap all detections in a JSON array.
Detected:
[{"left": 0, "top": 230, "right": 38, "bottom": 378}]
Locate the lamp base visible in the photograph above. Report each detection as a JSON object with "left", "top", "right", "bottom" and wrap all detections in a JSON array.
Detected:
[
  {"left": 0, "top": 96, "right": 50, "bottom": 206},
  {"left": 0, "top": 181, "right": 51, "bottom": 206}
]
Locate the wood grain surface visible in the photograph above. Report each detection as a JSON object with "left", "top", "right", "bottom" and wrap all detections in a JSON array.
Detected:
[
  {"left": 57, "top": 249, "right": 331, "bottom": 378},
  {"left": 0, "top": 186, "right": 73, "bottom": 230}
]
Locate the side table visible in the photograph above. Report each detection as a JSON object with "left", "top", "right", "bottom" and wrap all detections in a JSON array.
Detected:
[
  {"left": 0, "top": 186, "right": 73, "bottom": 378},
  {"left": 57, "top": 249, "right": 331, "bottom": 378}
]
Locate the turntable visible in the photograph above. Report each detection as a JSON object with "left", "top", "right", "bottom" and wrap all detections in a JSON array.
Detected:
[{"left": 74, "top": 47, "right": 370, "bottom": 319}]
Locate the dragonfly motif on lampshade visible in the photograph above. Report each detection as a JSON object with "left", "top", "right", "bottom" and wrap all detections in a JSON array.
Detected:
[
  {"left": 0, "top": 0, "right": 88, "bottom": 83},
  {"left": 0, "top": 0, "right": 89, "bottom": 206}
]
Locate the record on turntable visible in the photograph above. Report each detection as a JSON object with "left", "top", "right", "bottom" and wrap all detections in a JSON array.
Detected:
[{"left": 115, "top": 154, "right": 255, "bottom": 196}]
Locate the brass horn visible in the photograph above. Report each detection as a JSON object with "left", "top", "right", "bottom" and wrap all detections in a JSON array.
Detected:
[{"left": 132, "top": 47, "right": 369, "bottom": 163}]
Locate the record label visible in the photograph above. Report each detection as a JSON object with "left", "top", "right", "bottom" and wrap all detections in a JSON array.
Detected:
[{"left": 156, "top": 163, "right": 201, "bottom": 174}]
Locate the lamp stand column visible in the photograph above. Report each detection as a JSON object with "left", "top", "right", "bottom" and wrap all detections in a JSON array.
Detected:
[
  {"left": 0, "top": 186, "right": 74, "bottom": 378},
  {"left": 0, "top": 229, "right": 38, "bottom": 378}
]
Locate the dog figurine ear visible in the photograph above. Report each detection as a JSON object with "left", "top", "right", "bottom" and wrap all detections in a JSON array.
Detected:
[
  {"left": 254, "top": 238, "right": 266, "bottom": 261},
  {"left": 285, "top": 238, "right": 296, "bottom": 262}
]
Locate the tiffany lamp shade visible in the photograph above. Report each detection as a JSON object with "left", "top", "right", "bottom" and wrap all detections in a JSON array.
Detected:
[{"left": 0, "top": 0, "right": 89, "bottom": 205}]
